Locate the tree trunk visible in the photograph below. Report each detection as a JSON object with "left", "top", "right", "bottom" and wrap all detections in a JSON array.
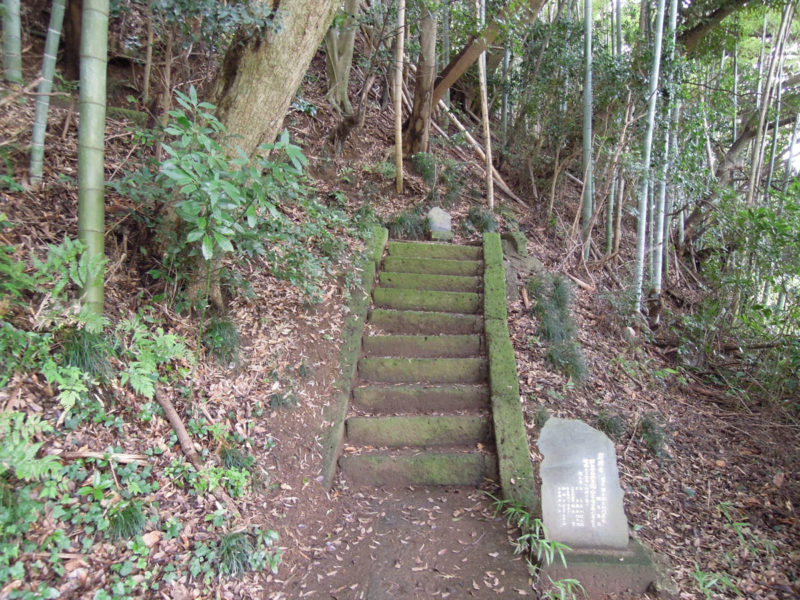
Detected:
[
  {"left": 394, "top": 0, "right": 405, "bottom": 194},
  {"left": 406, "top": 5, "right": 437, "bottom": 154},
  {"left": 211, "top": 0, "right": 339, "bottom": 157},
  {"left": 2, "top": 0, "right": 22, "bottom": 83},
  {"left": 476, "top": 0, "right": 494, "bottom": 210},
  {"left": 432, "top": 0, "right": 548, "bottom": 107},
  {"left": 324, "top": 0, "right": 359, "bottom": 115},
  {"left": 29, "top": 0, "right": 67, "bottom": 186},
  {"left": 633, "top": 0, "right": 666, "bottom": 310},
  {"left": 581, "top": 0, "right": 593, "bottom": 260},
  {"left": 77, "top": 0, "right": 109, "bottom": 316},
  {"left": 651, "top": 0, "right": 678, "bottom": 294}
]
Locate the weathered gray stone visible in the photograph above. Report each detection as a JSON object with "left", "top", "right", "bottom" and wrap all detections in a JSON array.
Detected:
[
  {"left": 538, "top": 418, "right": 629, "bottom": 549},
  {"left": 427, "top": 207, "right": 453, "bottom": 241}
]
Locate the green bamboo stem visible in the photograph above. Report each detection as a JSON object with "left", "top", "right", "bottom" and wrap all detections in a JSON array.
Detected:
[
  {"left": 2, "top": 0, "right": 22, "bottom": 83},
  {"left": 29, "top": 0, "right": 67, "bottom": 185},
  {"left": 77, "top": 0, "right": 109, "bottom": 315}
]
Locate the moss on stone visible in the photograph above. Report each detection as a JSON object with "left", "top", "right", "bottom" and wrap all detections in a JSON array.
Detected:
[
  {"left": 501, "top": 231, "right": 528, "bottom": 257},
  {"left": 492, "top": 393, "right": 538, "bottom": 512},
  {"left": 346, "top": 415, "right": 490, "bottom": 447},
  {"left": 379, "top": 272, "right": 482, "bottom": 293},
  {"left": 485, "top": 319, "right": 520, "bottom": 398},
  {"left": 369, "top": 309, "right": 482, "bottom": 334},
  {"left": 483, "top": 232, "right": 503, "bottom": 266},
  {"left": 363, "top": 334, "right": 483, "bottom": 358},
  {"left": 358, "top": 357, "right": 488, "bottom": 383},
  {"left": 353, "top": 384, "right": 489, "bottom": 413},
  {"left": 339, "top": 452, "right": 496, "bottom": 487},
  {"left": 366, "top": 225, "right": 388, "bottom": 265},
  {"left": 383, "top": 256, "right": 483, "bottom": 276},
  {"left": 388, "top": 241, "right": 482, "bottom": 261},
  {"left": 483, "top": 264, "right": 508, "bottom": 321},
  {"left": 373, "top": 287, "right": 481, "bottom": 314}
]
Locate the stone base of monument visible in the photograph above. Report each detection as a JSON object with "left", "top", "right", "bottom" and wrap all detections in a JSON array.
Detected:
[{"left": 540, "top": 539, "right": 659, "bottom": 599}]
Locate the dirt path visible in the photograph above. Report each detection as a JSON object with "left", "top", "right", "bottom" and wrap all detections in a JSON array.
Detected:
[{"left": 281, "top": 486, "right": 534, "bottom": 599}]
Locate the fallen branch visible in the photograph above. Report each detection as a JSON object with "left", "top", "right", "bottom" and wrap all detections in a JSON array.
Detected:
[
  {"left": 565, "top": 272, "right": 595, "bottom": 292},
  {"left": 52, "top": 451, "right": 147, "bottom": 465},
  {"left": 155, "top": 387, "right": 241, "bottom": 518}
]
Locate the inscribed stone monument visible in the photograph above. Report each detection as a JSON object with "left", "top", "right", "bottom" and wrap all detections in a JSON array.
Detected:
[
  {"left": 427, "top": 207, "right": 453, "bottom": 241},
  {"left": 538, "top": 417, "right": 629, "bottom": 549}
]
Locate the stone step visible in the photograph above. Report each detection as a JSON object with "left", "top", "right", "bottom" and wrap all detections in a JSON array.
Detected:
[
  {"left": 383, "top": 256, "right": 483, "bottom": 277},
  {"left": 379, "top": 272, "right": 482, "bottom": 293},
  {"left": 373, "top": 288, "right": 481, "bottom": 314},
  {"left": 353, "top": 384, "right": 490, "bottom": 414},
  {"left": 339, "top": 451, "right": 497, "bottom": 487},
  {"left": 387, "top": 241, "right": 482, "bottom": 261},
  {"left": 358, "top": 357, "right": 488, "bottom": 383},
  {"left": 368, "top": 309, "right": 482, "bottom": 335},
  {"left": 346, "top": 414, "right": 491, "bottom": 447},
  {"left": 363, "top": 334, "right": 483, "bottom": 358}
]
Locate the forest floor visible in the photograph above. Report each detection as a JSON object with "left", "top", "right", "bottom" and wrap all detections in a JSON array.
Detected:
[{"left": 1, "top": 44, "right": 799, "bottom": 600}]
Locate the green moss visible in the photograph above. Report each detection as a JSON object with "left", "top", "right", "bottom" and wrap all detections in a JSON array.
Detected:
[
  {"left": 373, "top": 287, "right": 481, "bottom": 313},
  {"left": 387, "top": 241, "right": 482, "bottom": 261},
  {"left": 346, "top": 415, "right": 490, "bottom": 447},
  {"left": 383, "top": 256, "right": 483, "bottom": 276},
  {"left": 379, "top": 272, "right": 482, "bottom": 292},
  {"left": 369, "top": 309, "right": 482, "bottom": 334},
  {"left": 501, "top": 231, "right": 528, "bottom": 256},
  {"left": 358, "top": 357, "right": 487, "bottom": 383},
  {"left": 483, "top": 264, "right": 508, "bottom": 321},
  {"left": 485, "top": 319, "right": 520, "bottom": 398},
  {"left": 366, "top": 226, "right": 388, "bottom": 265},
  {"left": 483, "top": 232, "right": 503, "bottom": 266},
  {"left": 363, "top": 334, "right": 482, "bottom": 358},
  {"left": 107, "top": 106, "right": 148, "bottom": 126},
  {"left": 339, "top": 452, "right": 496, "bottom": 487},
  {"left": 492, "top": 394, "right": 539, "bottom": 512}
]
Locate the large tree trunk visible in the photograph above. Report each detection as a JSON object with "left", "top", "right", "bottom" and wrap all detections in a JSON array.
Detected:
[
  {"left": 406, "top": 5, "right": 437, "bottom": 155},
  {"left": 211, "top": 0, "right": 339, "bottom": 157}
]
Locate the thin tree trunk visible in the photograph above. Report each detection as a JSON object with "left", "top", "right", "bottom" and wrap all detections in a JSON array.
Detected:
[
  {"left": 2, "top": 0, "right": 22, "bottom": 83},
  {"left": 394, "top": 0, "right": 405, "bottom": 194},
  {"left": 782, "top": 114, "right": 800, "bottom": 194},
  {"left": 662, "top": 99, "right": 681, "bottom": 281},
  {"left": 763, "top": 51, "right": 785, "bottom": 202},
  {"left": 77, "top": 0, "right": 109, "bottom": 315},
  {"left": 613, "top": 174, "right": 624, "bottom": 254},
  {"left": 581, "top": 0, "right": 593, "bottom": 259},
  {"left": 633, "top": 0, "right": 666, "bottom": 310},
  {"left": 732, "top": 37, "right": 738, "bottom": 142},
  {"left": 476, "top": 0, "right": 494, "bottom": 210},
  {"left": 324, "top": 0, "right": 359, "bottom": 115},
  {"left": 29, "top": 0, "right": 67, "bottom": 186},
  {"left": 142, "top": 4, "right": 154, "bottom": 104},
  {"left": 501, "top": 46, "right": 510, "bottom": 143},
  {"left": 651, "top": 0, "right": 677, "bottom": 294},
  {"left": 746, "top": 2, "right": 794, "bottom": 206},
  {"left": 406, "top": 4, "right": 437, "bottom": 154},
  {"left": 606, "top": 169, "right": 616, "bottom": 254},
  {"left": 441, "top": 0, "right": 451, "bottom": 118}
]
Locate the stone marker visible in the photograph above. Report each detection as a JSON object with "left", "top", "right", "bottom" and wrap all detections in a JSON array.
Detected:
[
  {"left": 427, "top": 207, "right": 453, "bottom": 241},
  {"left": 538, "top": 417, "right": 629, "bottom": 549}
]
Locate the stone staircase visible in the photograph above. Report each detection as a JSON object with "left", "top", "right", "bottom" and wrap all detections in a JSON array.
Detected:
[{"left": 338, "top": 241, "right": 498, "bottom": 487}]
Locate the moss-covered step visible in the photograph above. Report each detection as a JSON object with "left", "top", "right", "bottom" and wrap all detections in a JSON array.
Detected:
[
  {"left": 379, "top": 272, "right": 481, "bottom": 293},
  {"left": 387, "top": 241, "right": 482, "bottom": 261},
  {"left": 383, "top": 256, "right": 483, "bottom": 276},
  {"left": 339, "top": 451, "right": 497, "bottom": 487},
  {"left": 373, "top": 288, "right": 481, "bottom": 314},
  {"left": 368, "top": 309, "right": 483, "bottom": 334},
  {"left": 358, "top": 357, "right": 488, "bottom": 383},
  {"left": 352, "top": 383, "right": 490, "bottom": 413},
  {"left": 363, "top": 334, "right": 483, "bottom": 358},
  {"left": 346, "top": 414, "right": 490, "bottom": 447}
]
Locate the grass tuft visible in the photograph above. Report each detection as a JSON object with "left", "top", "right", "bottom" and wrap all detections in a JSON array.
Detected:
[
  {"left": 462, "top": 206, "right": 498, "bottom": 235},
  {"left": 217, "top": 531, "right": 254, "bottom": 576},
  {"left": 385, "top": 210, "right": 430, "bottom": 240},
  {"left": 638, "top": 412, "right": 666, "bottom": 456},
  {"left": 109, "top": 500, "right": 146, "bottom": 540},
  {"left": 62, "top": 327, "right": 114, "bottom": 381},
  {"left": 203, "top": 316, "right": 240, "bottom": 366},
  {"left": 596, "top": 410, "right": 626, "bottom": 440}
]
